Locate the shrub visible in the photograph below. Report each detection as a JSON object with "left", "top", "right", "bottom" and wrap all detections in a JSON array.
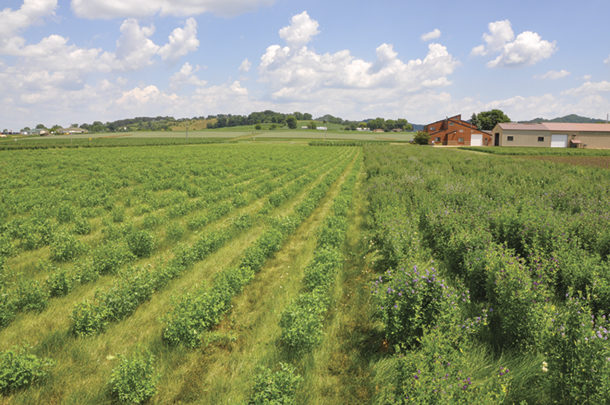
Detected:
[
  {"left": 249, "top": 363, "right": 302, "bottom": 405},
  {"left": 0, "top": 348, "right": 54, "bottom": 394},
  {"left": 279, "top": 292, "right": 326, "bottom": 352},
  {"left": 50, "top": 232, "right": 84, "bottom": 262},
  {"left": 545, "top": 293, "right": 610, "bottom": 404},
  {"left": 92, "top": 242, "right": 135, "bottom": 275},
  {"left": 372, "top": 265, "right": 460, "bottom": 350},
  {"left": 111, "top": 206, "right": 125, "bottom": 223},
  {"left": 14, "top": 280, "right": 48, "bottom": 312},
  {"left": 0, "top": 292, "right": 16, "bottom": 328},
  {"left": 56, "top": 203, "right": 75, "bottom": 224},
  {"left": 109, "top": 350, "right": 158, "bottom": 404},
  {"left": 45, "top": 269, "right": 75, "bottom": 297},
  {"left": 126, "top": 230, "right": 155, "bottom": 258},
  {"left": 72, "top": 216, "right": 91, "bottom": 235},
  {"left": 413, "top": 131, "right": 430, "bottom": 145}
]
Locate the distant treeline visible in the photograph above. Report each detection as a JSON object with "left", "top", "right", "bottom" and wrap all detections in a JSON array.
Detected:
[{"left": 23, "top": 110, "right": 414, "bottom": 134}]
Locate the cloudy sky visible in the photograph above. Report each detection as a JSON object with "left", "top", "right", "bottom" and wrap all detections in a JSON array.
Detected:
[{"left": 1, "top": 0, "right": 609, "bottom": 130}]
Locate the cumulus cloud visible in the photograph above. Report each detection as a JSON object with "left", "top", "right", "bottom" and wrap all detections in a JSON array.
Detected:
[
  {"left": 279, "top": 11, "right": 319, "bottom": 48},
  {"left": 605, "top": 55, "right": 610, "bottom": 65},
  {"left": 0, "top": 0, "right": 57, "bottom": 37},
  {"left": 239, "top": 58, "right": 252, "bottom": 72},
  {"left": 472, "top": 20, "right": 556, "bottom": 67},
  {"left": 71, "top": 0, "right": 275, "bottom": 19},
  {"left": 169, "top": 62, "right": 207, "bottom": 90},
  {"left": 535, "top": 69, "right": 570, "bottom": 80},
  {"left": 159, "top": 18, "right": 199, "bottom": 61},
  {"left": 421, "top": 28, "right": 441, "bottom": 42},
  {"left": 115, "top": 19, "right": 160, "bottom": 69}
]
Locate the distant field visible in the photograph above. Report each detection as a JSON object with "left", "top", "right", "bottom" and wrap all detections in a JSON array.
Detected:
[
  {"left": 461, "top": 146, "right": 610, "bottom": 156},
  {"left": 0, "top": 129, "right": 413, "bottom": 149}
]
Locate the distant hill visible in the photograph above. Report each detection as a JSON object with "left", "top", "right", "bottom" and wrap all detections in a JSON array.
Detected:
[
  {"left": 519, "top": 114, "right": 608, "bottom": 124},
  {"left": 411, "top": 124, "right": 425, "bottom": 131}
]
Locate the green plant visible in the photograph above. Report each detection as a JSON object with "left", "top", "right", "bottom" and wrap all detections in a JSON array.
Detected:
[
  {"left": 0, "top": 348, "right": 54, "bottom": 394},
  {"left": 249, "top": 363, "right": 302, "bottom": 404},
  {"left": 50, "top": 232, "right": 84, "bottom": 262},
  {"left": 126, "top": 230, "right": 155, "bottom": 258},
  {"left": 109, "top": 350, "right": 158, "bottom": 404},
  {"left": 413, "top": 131, "right": 430, "bottom": 145}
]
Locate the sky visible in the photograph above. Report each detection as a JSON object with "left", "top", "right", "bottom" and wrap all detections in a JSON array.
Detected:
[{"left": 1, "top": 0, "right": 610, "bottom": 130}]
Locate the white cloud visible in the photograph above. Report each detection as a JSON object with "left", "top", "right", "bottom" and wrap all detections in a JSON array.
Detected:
[
  {"left": 169, "top": 62, "right": 207, "bottom": 90},
  {"left": 583, "top": 74, "right": 592, "bottom": 81},
  {"left": 158, "top": 18, "right": 199, "bottom": 61},
  {"left": 71, "top": 0, "right": 275, "bottom": 19},
  {"left": 239, "top": 58, "right": 252, "bottom": 72},
  {"left": 605, "top": 55, "right": 610, "bottom": 65},
  {"left": 421, "top": 28, "right": 441, "bottom": 42},
  {"left": 279, "top": 11, "right": 319, "bottom": 48},
  {"left": 562, "top": 80, "right": 610, "bottom": 96},
  {"left": 115, "top": 19, "right": 160, "bottom": 69},
  {"left": 472, "top": 20, "right": 556, "bottom": 67},
  {"left": 535, "top": 69, "right": 570, "bottom": 80},
  {"left": 0, "top": 0, "right": 57, "bottom": 38}
]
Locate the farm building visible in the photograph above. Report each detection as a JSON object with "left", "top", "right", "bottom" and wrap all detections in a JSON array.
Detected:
[
  {"left": 424, "top": 114, "right": 492, "bottom": 146},
  {"left": 492, "top": 122, "right": 610, "bottom": 148}
]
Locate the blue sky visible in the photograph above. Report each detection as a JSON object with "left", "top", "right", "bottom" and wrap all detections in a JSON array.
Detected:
[{"left": 1, "top": 0, "right": 609, "bottom": 130}]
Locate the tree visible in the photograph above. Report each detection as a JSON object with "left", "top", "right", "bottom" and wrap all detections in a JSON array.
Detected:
[
  {"left": 286, "top": 115, "right": 297, "bottom": 129},
  {"left": 470, "top": 113, "right": 480, "bottom": 129},
  {"left": 308, "top": 121, "right": 316, "bottom": 129},
  {"left": 303, "top": 113, "right": 313, "bottom": 120},
  {"left": 35, "top": 124, "right": 47, "bottom": 130},
  {"left": 413, "top": 131, "right": 430, "bottom": 145},
  {"left": 254, "top": 124, "right": 262, "bottom": 130},
  {"left": 475, "top": 109, "right": 510, "bottom": 130}
]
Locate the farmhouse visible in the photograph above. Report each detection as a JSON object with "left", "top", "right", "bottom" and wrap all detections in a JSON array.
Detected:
[
  {"left": 492, "top": 122, "right": 610, "bottom": 148},
  {"left": 62, "top": 127, "right": 88, "bottom": 134},
  {"left": 424, "top": 114, "right": 492, "bottom": 146}
]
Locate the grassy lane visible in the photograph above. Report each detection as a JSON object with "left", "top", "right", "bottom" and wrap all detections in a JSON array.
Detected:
[
  {"left": 3, "top": 151, "right": 354, "bottom": 405},
  {"left": 297, "top": 160, "right": 381, "bottom": 404},
  {"left": 154, "top": 150, "right": 361, "bottom": 404}
]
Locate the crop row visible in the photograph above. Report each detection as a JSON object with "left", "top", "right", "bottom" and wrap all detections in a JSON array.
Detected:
[
  {"left": 68, "top": 155, "right": 349, "bottom": 336},
  {"left": 248, "top": 154, "right": 361, "bottom": 403},
  {"left": 364, "top": 145, "right": 610, "bottom": 403},
  {"left": 0, "top": 151, "right": 347, "bottom": 330},
  {"left": 161, "top": 156, "right": 352, "bottom": 348}
]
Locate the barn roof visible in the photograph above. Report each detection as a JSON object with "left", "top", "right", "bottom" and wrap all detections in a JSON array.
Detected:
[{"left": 498, "top": 122, "right": 610, "bottom": 132}]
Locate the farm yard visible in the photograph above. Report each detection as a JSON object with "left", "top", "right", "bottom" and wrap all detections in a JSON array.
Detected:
[{"left": 0, "top": 141, "right": 609, "bottom": 404}]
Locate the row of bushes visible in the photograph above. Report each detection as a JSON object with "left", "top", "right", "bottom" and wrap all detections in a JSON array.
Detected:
[
  {"left": 162, "top": 160, "right": 348, "bottom": 348},
  {"left": 249, "top": 157, "right": 360, "bottom": 403},
  {"left": 69, "top": 158, "right": 346, "bottom": 336}
]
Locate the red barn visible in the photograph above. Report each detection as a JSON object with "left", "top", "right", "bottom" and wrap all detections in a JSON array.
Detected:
[{"left": 424, "top": 114, "right": 492, "bottom": 146}]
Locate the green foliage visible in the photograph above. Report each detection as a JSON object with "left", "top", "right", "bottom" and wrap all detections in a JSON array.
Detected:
[
  {"left": 545, "top": 293, "right": 610, "bottom": 404},
  {"left": 249, "top": 363, "right": 302, "bottom": 405},
  {"left": 286, "top": 115, "right": 297, "bottom": 129},
  {"left": 49, "top": 232, "right": 84, "bottom": 262},
  {"left": 165, "top": 222, "right": 185, "bottom": 242},
  {"left": 413, "top": 131, "right": 430, "bottom": 145},
  {"left": 474, "top": 109, "right": 510, "bottom": 130},
  {"left": 109, "top": 350, "right": 158, "bottom": 404},
  {"left": 0, "top": 348, "right": 54, "bottom": 394},
  {"left": 14, "top": 280, "right": 49, "bottom": 312},
  {"left": 92, "top": 242, "right": 135, "bottom": 275},
  {"left": 72, "top": 216, "right": 91, "bottom": 235},
  {"left": 126, "top": 230, "right": 155, "bottom": 258},
  {"left": 45, "top": 268, "right": 75, "bottom": 297}
]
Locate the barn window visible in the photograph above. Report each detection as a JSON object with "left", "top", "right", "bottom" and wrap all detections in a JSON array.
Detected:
[
  {"left": 538, "top": 136, "right": 544, "bottom": 142},
  {"left": 435, "top": 137, "right": 441, "bottom": 142},
  {"left": 430, "top": 126, "right": 435, "bottom": 131},
  {"left": 459, "top": 129, "right": 464, "bottom": 133},
  {"left": 449, "top": 122, "right": 454, "bottom": 126},
  {"left": 507, "top": 136, "right": 514, "bottom": 141},
  {"left": 458, "top": 137, "right": 464, "bottom": 143}
]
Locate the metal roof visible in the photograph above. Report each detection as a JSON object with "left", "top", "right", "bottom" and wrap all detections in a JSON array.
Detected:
[{"left": 498, "top": 122, "right": 610, "bottom": 132}]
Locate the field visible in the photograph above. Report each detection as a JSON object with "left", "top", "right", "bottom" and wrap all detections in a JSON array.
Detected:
[{"left": 0, "top": 142, "right": 608, "bottom": 404}]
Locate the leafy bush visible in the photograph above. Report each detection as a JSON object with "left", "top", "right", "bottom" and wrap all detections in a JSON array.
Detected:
[
  {"left": 373, "top": 265, "right": 460, "bottom": 350},
  {"left": 72, "top": 216, "right": 91, "bottom": 235},
  {"left": 14, "top": 280, "right": 49, "bottom": 312},
  {"left": 413, "top": 131, "right": 430, "bottom": 145},
  {"left": 56, "top": 203, "right": 75, "bottom": 224},
  {"left": 45, "top": 269, "right": 75, "bottom": 297},
  {"left": 279, "top": 292, "right": 326, "bottom": 352},
  {"left": 109, "top": 350, "right": 158, "bottom": 404},
  {"left": 0, "top": 292, "right": 16, "bottom": 328},
  {"left": 0, "top": 348, "right": 54, "bottom": 394},
  {"left": 165, "top": 222, "right": 185, "bottom": 241},
  {"left": 92, "top": 242, "right": 135, "bottom": 275},
  {"left": 50, "top": 232, "right": 84, "bottom": 262},
  {"left": 249, "top": 363, "right": 302, "bottom": 405},
  {"left": 545, "top": 293, "right": 610, "bottom": 404},
  {"left": 126, "top": 230, "right": 155, "bottom": 258}
]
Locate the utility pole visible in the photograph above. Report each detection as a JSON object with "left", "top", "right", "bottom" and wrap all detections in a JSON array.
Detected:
[{"left": 185, "top": 121, "right": 189, "bottom": 143}]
